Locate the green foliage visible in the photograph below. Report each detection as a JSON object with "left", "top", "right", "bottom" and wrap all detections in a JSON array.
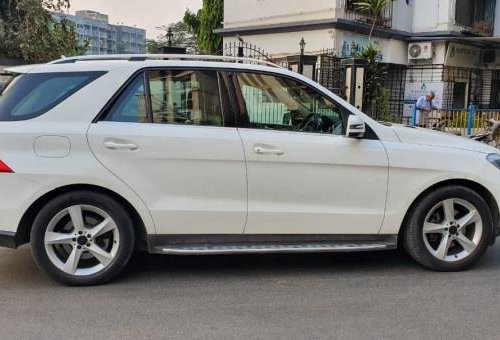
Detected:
[
  {"left": 377, "top": 88, "right": 390, "bottom": 117},
  {"left": 354, "top": 0, "right": 394, "bottom": 39},
  {"left": 358, "top": 44, "right": 388, "bottom": 116},
  {"left": 376, "top": 88, "right": 402, "bottom": 124},
  {"left": 146, "top": 39, "right": 163, "bottom": 54},
  {"left": 183, "top": 9, "right": 201, "bottom": 38},
  {"left": 184, "top": 0, "right": 223, "bottom": 54},
  {"left": 148, "top": 21, "right": 198, "bottom": 53},
  {"left": 0, "top": 0, "right": 87, "bottom": 62}
]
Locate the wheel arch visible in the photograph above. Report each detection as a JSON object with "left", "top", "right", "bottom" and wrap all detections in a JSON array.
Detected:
[
  {"left": 15, "top": 184, "right": 149, "bottom": 250},
  {"left": 399, "top": 179, "right": 499, "bottom": 244}
]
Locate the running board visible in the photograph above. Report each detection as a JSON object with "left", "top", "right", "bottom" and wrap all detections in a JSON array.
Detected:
[{"left": 151, "top": 241, "right": 396, "bottom": 255}]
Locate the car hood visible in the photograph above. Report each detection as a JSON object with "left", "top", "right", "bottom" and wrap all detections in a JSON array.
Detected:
[{"left": 390, "top": 124, "right": 498, "bottom": 154}]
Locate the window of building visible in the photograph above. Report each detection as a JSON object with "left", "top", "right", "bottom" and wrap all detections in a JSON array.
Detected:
[
  {"left": 148, "top": 70, "right": 223, "bottom": 126},
  {"left": 455, "top": 0, "right": 496, "bottom": 35},
  {"left": 235, "top": 72, "right": 345, "bottom": 135},
  {"left": 491, "top": 71, "right": 500, "bottom": 108}
]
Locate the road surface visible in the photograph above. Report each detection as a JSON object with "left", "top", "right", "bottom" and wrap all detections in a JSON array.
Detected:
[{"left": 0, "top": 244, "right": 499, "bottom": 339}]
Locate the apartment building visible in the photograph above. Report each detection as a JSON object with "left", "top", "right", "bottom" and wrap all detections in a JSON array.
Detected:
[
  {"left": 217, "top": 0, "right": 500, "bottom": 113},
  {"left": 54, "top": 10, "right": 146, "bottom": 55}
]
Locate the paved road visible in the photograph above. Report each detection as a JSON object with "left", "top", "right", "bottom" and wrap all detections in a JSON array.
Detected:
[{"left": 0, "top": 244, "right": 499, "bottom": 340}]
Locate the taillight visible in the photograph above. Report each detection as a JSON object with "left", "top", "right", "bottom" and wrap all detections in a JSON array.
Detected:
[{"left": 0, "top": 160, "right": 13, "bottom": 173}]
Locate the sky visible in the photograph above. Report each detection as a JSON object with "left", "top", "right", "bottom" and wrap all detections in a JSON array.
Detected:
[{"left": 68, "top": 0, "right": 203, "bottom": 39}]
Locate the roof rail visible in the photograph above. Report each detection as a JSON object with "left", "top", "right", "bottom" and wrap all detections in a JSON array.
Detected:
[{"left": 50, "top": 54, "right": 283, "bottom": 69}]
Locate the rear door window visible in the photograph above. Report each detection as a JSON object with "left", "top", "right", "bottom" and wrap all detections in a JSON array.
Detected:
[
  {"left": 0, "top": 72, "right": 105, "bottom": 121},
  {"left": 148, "top": 69, "right": 223, "bottom": 126},
  {"left": 104, "top": 74, "right": 148, "bottom": 123}
]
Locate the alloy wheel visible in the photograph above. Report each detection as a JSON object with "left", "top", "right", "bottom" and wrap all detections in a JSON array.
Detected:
[
  {"left": 423, "top": 198, "right": 483, "bottom": 262},
  {"left": 44, "top": 205, "right": 120, "bottom": 276}
]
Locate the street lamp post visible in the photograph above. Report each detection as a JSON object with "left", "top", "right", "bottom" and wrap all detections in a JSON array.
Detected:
[
  {"left": 299, "top": 37, "right": 306, "bottom": 74},
  {"left": 287, "top": 38, "right": 317, "bottom": 81},
  {"left": 166, "top": 27, "right": 174, "bottom": 47},
  {"left": 155, "top": 26, "right": 186, "bottom": 54}
]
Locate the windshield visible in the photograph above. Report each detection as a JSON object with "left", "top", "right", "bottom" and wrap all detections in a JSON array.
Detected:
[{"left": 0, "top": 71, "right": 105, "bottom": 121}]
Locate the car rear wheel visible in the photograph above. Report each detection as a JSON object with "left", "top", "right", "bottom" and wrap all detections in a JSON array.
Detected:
[
  {"left": 402, "top": 185, "right": 493, "bottom": 271},
  {"left": 31, "top": 191, "right": 135, "bottom": 285}
]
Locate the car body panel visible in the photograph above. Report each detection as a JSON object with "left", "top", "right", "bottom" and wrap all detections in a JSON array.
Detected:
[
  {"left": 391, "top": 124, "right": 497, "bottom": 154},
  {"left": 0, "top": 121, "right": 156, "bottom": 236},
  {"left": 88, "top": 122, "right": 247, "bottom": 234},
  {"left": 238, "top": 128, "right": 389, "bottom": 234},
  {"left": 380, "top": 141, "right": 499, "bottom": 235}
]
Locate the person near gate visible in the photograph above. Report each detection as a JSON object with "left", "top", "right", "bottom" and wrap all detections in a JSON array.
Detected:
[{"left": 416, "top": 90, "right": 438, "bottom": 127}]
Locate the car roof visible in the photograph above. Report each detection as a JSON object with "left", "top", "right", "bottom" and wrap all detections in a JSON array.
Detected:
[{"left": 5, "top": 54, "right": 291, "bottom": 77}]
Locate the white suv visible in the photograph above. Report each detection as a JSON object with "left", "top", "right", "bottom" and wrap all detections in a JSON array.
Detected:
[{"left": 0, "top": 55, "right": 499, "bottom": 285}]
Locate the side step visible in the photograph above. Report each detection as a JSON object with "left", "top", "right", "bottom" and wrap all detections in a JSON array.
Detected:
[{"left": 152, "top": 241, "right": 396, "bottom": 255}]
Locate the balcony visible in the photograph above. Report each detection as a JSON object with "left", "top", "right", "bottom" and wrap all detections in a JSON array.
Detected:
[
  {"left": 343, "top": 0, "right": 393, "bottom": 29},
  {"left": 455, "top": 0, "right": 496, "bottom": 36}
]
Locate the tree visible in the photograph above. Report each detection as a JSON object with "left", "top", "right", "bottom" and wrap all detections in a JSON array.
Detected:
[
  {"left": 146, "top": 39, "right": 163, "bottom": 54},
  {"left": 183, "top": 9, "right": 201, "bottom": 39},
  {"left": 354, "top": 0, "right": 394, "bottom": 40},
  {"left": 0, "top": 0, "right": 87, "bottom": 62},
  {"left": 184, "top": 0, "right": 223, "bottom": 54},
  {"left": 148, "top": 21, "right": 198, "bottom": 54},
  {"left": 358, "top": 44, "right": 388, "bottom": 117}
]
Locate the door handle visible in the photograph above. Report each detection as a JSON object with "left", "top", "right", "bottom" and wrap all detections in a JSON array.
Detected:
[
  {"left": 104, "top": 140, "right": 138, "bottom": 151},
  {"left": 253, "top": 146, "right": 285, "bottom": 156}
]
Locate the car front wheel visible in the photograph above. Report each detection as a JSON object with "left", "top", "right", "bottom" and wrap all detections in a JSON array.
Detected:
[
  {"left": 31, "top": 191, "right": 135, "bottom": 285},
  {"left": 403, "top": 185, "right": 493, "bottom": 271}
]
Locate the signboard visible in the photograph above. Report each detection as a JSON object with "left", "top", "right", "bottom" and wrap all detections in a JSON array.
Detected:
[
  {"left": 403, "top": 82, "right": 444, "bottom": 117},
  {"left": 445, "top": 43, "right": 481, "bottom": 68},
  {"left": 403, "top": 103, "right": 416, "bottom": 118},
  {"left": 341, "top": 32, "right": 383, "bottom": 61}
]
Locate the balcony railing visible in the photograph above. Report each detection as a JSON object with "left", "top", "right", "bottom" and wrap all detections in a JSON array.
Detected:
[{"left": 343, "top": 0, "right": 393, "bottom": 29}]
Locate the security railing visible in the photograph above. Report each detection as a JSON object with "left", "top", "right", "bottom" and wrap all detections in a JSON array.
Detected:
[
  {"left": 343, "top": 0, "right": 393, "bottom": 29},
  {"left": 440, "top": 110, "right": 500, "bottom": 136},
  {"left": 381, "top": 108, "right": 500, "bottom": 137}
]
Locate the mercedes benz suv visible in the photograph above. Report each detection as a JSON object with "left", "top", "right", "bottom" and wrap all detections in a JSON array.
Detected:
[{"left": 0, "top": 55, "right": 498, "bottom": 285}]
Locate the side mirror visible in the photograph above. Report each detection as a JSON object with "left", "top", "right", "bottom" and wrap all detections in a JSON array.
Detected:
[{"left": 346, "top": 115, "right": 366, "bottom": 138}]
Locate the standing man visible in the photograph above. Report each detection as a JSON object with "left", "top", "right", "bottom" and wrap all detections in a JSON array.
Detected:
[{"left": 416, "top": 90, "right": 438, "bottom": 127}]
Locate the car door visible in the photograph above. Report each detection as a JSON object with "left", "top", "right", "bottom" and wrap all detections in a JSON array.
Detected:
[
  {"left": 230, "top": 71, "right": 389, "bottom": 235},
  {"left": 87, "top": 68, "right": 247, "bottom": 234}
]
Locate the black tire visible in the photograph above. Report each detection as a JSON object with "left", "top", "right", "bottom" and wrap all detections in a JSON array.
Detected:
[
  {"left": 402, "top": 185, "right": 493, "bottom": 271},
  {"left": 31, "top": 190, "right": 135, "bottom": 286}
]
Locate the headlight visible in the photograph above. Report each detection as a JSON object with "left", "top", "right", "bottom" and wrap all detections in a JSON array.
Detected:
[{"left": 487, "top": 153, "right": 500, "bottom": 169}]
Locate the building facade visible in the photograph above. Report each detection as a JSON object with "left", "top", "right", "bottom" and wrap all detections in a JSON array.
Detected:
[
  {"left": 217, "top": 0, "right": 500, "bottom": 115},
  {"left": 55, "top": 10, "right": 146, "bottom": 55}
]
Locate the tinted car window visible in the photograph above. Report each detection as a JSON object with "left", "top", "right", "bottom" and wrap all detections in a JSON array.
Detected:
[
  {"left": 148, "top": 70, "right": 223, "bottom": 126},
  {"left": 0, "top": 72, "right": 105, "bottom": 121},
  {"left": 236, "top": 72, "right": 345, "bottom": 135},
  {"left": 104, "top": 74, "right": 148, "bottom": 123}
]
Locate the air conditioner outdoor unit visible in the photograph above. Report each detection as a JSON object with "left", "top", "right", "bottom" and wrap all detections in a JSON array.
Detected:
[{"left": 408, "top": 42, "right": 433, "bottom": 60}]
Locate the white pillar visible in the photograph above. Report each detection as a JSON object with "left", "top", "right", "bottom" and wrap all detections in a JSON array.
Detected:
[{"left": 494, "top": 0, "right": 500, "bottom": 36}]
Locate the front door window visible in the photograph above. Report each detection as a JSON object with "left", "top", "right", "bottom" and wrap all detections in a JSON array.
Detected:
[{"left": 235, "top": 72, "right": 345, "bottom": 135}]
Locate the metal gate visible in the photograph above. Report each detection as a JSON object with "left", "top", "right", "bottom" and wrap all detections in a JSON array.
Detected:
[
  {"left": 317, "top": 49, "right": 346, "bottom": 98},
  {"left": 223, "top": 42, "right": 273, "bottom": 62}
]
